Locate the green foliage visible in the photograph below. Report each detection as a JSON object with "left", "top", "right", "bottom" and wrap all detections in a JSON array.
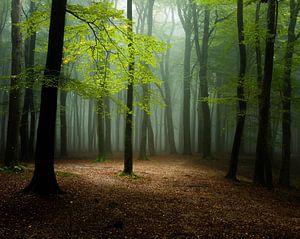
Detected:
[
  {"left": 0, "top": 163, "right": 27, "bottom": 173},
  {"left": 18, "top": 1, "right": 167, "bottom": 115}
]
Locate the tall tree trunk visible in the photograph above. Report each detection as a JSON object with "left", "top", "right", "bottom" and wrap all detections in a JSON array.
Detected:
[
  {"left": 5, "top": 0, "right": 22, "bottom": 167},
  {"left": 20, "top": 0, "right": 37, "bottom": 162},
  {"left": 279, "top": 0, "right": 300, "bottom": 187},
  {"left": 139, "top": 0, "right": 156, "bottom": 160},
  {"left": 24, "top": 0, "right": 67, "bottom": 194},
  {"left": 254, "top": 0, "right": 277, "bottom": 188},
  {"left": 178, "top": 2, "right": 192, "bottom": 155},
  {"left": 226, "top": 0, "right": 247, "bottom": 180},
  {"left": 192, "top": 4, "right": 212, "bottom": 159},
  {"left": 124, "top": 0, "right": 134, "bottom": 174}
]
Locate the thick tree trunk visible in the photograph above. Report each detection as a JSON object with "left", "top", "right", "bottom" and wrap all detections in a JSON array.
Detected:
[
  {"left": 254, "top": 0, "right": 277, "bottom": 188},
  {"left": 24, "top": 0, "right": 67, "bottom": 195},
  {"left": 5, "top": 0, "right": 22, "bottom": 167},
  {"left": 226, "top": 0, "right": 247, "bottom": 180}
]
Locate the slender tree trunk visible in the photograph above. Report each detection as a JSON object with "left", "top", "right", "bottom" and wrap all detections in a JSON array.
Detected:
[
  {"left": 20, "top": 0, "right": 37, "bottom": 162},
  {"left": 97, "top": 99, "right": 105, "bottom": 160},
  {"left": 254, "top": 0, "right": 277, "bottom": 188},
  {"left": 178, "top": 2, "right": 193, "bottom": 155},
  {"left": 139, "top": 0, "right": 156, "bottom": 160},
  {"left": 124, "top": 0, "right": 134, "bottom": 174},
  {"left": 5, "top": 0, "right": 22, "bottom": 167},
  {"left": 192, "top": 5, "right": 212, "bottom": 159},
  {"left": 24, "top": 0, "right": 67, "bottom": 194},
  {"left": 279, "top": 0, "right": 300, "bottom": 187},
  {"left": 60, "top": 89, "right": 67, "bottom": 158},
  {"left": 105, "top": 97, "right": 112, "bottom": 154},
  {"left": 226, "top": 0, "right": 247, "bottom": 180}
]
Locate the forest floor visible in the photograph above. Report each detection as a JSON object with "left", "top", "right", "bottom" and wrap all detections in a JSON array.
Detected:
[{"left": 1, "top": 155, "right": 300, "bottom": 239}]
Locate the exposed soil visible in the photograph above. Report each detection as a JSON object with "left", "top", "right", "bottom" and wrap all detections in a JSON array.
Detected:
[{"left": 1, "top": 155, "right": 300, "bottom": 239}]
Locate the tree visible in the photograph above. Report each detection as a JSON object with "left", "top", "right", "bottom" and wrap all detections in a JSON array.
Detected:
[
  {"left": 5, "top": 0, "right": 22, "bottom": 167},
  {"left": 279, "top": 0, "right": 300, "bottom": 187},
  {"left": 226, "top": 0, "right": 247, "bottom": 181},
  {"left": 177, "top": 0, "right": 193, "bottom": 155},
  {"left": 24, "top": 0, "right": 67, "bottom": 194},
  {"left": 192, "top": 2, "right": 212, "bottom": 159},
  {"left": 254, "top": 0, "right": 278, "bottom": 188},
  {"left": 20, "top": 0, "right": 37, "bottom": 162},
  {"left": 124, "top": 0, "right": 134, "bottom": 174},
  {"left": 139, "top": 0, "right": 156, "bottom": 160}
]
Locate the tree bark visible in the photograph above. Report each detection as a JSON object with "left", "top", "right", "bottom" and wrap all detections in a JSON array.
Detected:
[
  {"left": 24, "top": 0, "right": 67, "bottom": 194},
  {"left": 5, "top": 0, "right": 22, "bottom": 167},
  {"left": 178, "top": 2, "right": 193, "bottom": 155},
  {"left": 124, "top": 0, "right": 134, "bottom": 174},
  {"left": 254, "top": 0, "right": 277, "bottom": 188},
  {"left": 279, "top": 0, "right": 300, "bottom": 187},
  {"left": 226, "top": 0, "right": 247, "bottom": 180},
  {"left": 192, "top": 4, "right": 211, "bottom": 159}
]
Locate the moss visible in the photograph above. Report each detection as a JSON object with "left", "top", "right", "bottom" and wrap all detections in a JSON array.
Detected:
[
  {"left": 118, "top": 171, "right": 141, "bottom": 180},
  {"left": 55, "top": 171, "right": 78, "bottom": 178},
  {"left": 94, "top": 157, "right": 111, "bottom": 163}
]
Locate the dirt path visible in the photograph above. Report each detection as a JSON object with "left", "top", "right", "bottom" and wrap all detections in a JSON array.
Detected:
[{"left": 1, "top": 155, "right": 300, "bottom": 238}]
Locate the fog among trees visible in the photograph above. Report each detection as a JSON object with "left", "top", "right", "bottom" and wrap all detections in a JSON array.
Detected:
[{"left": 1, "top": 0, "right": 300, "bottom": 238}]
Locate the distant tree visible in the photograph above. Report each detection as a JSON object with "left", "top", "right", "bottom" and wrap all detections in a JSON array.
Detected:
[
  {"left": 226, "top": 0, "right": 247, "bottom": 181},
  {"left": 24, "top": 0, "right": 67, "bottom": 194},
  {"left": 177, "top": 0, "right": 193, "bottom": 155},
  {"left": 158, "top": 6, "right": 177, "bottom": 154},
  {"left": 5, "top": 0, "right": 22, "bottom": 167},
  {"left": 254, "top": 0, "right": 278, "bottom": 188},
  {"left": 20, "top": 0, "right": 37, "bottom": 162},
  {"left": 139, "top": 0, "right": 156, "bottom": 160}
]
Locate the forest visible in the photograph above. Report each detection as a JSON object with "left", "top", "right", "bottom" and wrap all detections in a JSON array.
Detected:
[{"left": 1, "top": 0, "right": 300, "bottom": 238}]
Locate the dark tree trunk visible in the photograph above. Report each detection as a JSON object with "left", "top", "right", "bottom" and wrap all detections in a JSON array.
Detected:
[
  {"left": 279, "top": 0, "right": 300, "bottom": 187},
  {"left": 24, "top": 0, "right": 67, "bottom": 195},
  {"left": 226, "top": 0, "right": 247, "bottom": 181},
  {"left": 124, "top": 0, "right": 134, "bottom": 174},
  {"left": 254, "top": 0, "right": 277, "bottom": 188},
  {"left": 5, "top": 0, "right": 22, "bottom": 167},
  {"left": 192, "top": 4, "right": 211, "bottom": 159}
]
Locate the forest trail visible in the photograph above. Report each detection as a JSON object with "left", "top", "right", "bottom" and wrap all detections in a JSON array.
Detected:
[{"left": 1, "top": 155, "right": 300, "bottom": 238}]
